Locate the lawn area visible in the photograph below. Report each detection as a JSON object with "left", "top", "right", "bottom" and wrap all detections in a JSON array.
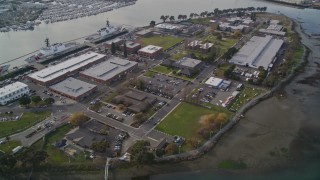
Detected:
[
  {"left": 215, "top": 64, "right": 232, "bottom": 77},
  {"left": 0, "top": 111, "right": 51, "bottom": 138},
  {"left": 156, "top": 102, "right": 231, "bottom": 140},
  {"left": 171, "top": 51, "right": 189, "bottom": 60},
  {"left": 288, "top": 44, "right": 304, "bottom": 72},
  {"left": 229, "top": 87, "right": 266, "bottom": 111},
  {"left": 204, "top": 35, "right": 237, "bottom": 56},
  {"left": 139, "top": 35, "right": 183, "bottom": 51},
  {"left": 31, "top": 124, "right": 89, "bottom": 164},
  {"left": 152, "top": 65, "right": 173, "bottom": 74},
  {"left": 143, "top": 70, "right": 156, "bottom": 77},
  {"left": 0, "top": 140, "right": 21, "bottom": 154},
  {"left": 190, "top": 18, "right": 212, "bottom": 25}
]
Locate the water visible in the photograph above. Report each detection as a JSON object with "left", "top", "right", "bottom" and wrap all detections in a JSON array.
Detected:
[{"left": 0, "top": 0, "right": 320, "bottom": 67}]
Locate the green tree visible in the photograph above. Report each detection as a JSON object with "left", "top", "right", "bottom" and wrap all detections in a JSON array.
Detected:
[
  {"left": 111, "top": 42, "right": 116, "bottom": 54},
  {"left": 44, "top": 97, "right": 55, "bottom": 105},
  {"left": 31, "top": 96, "right": 42, "bottom": 104},
  {"left": 90, "top": 140, "right": 109, "bottom": 153},
  {"left": 19, "top": 95, "right": 31, "bottom": 106},
  {"left": 165, "top": 143, "right": 178, "bottom": 155},
  {"left": 69, "top": 112, "right": 90, "bottom": 127},
  {"left": 123, "top": 43, "right": 128, "bottom": 58},
  {"left": 0, "top": 154, "right": 17, "bottom": 178},
  {"left": 149, "top": 20, "right": 156, "bottom": 27},
  {"left": 130, "top": 140, "right": 154, "bottom": 165}
]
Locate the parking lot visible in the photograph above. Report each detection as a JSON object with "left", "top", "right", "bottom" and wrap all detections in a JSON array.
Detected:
[{"left": 141, "top": 73, "right": 189, "bottom": 98}]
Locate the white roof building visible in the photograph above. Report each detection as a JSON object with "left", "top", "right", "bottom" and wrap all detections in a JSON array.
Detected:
[
  {"left": 138, "top": 45, "right": 162, "bottom": 54},
  {"left": 28, "top": 52, "right": 105, "bottom": 85},
  {"left": 230, "top": 35, "right": 284, "bottom": 70},
  {"left": 0, "top": 82, "right": 29, "bottom": 105},
  {"left": 205, "top": 77, "right": 223, "bottom": 87}
]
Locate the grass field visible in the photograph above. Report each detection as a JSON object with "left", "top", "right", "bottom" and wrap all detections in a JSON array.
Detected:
[
  {"left": 156, "top": 102, "right": 231, "bottom": 140},
  {"left": 139, "top": 35, "right": 183, "bottom": 51},
  {"left": 152, "top": 65, "right": 173, "bottom": 74},
  {"left": 204, "top": 35, "right": 237, "bottom": 56},
  {"left": 143, "top": 70, "right": 156, "bottom": 77},
  {"left": 0, "top": 140, "right": 21, "bottom": 153},
  {"left": 0, "top": 111, "right": 51, "bottom": 138},
  {"left": 229, "top": 87, "right": 266, "bottom": 111},
  {"left": 288, "top": 44, "right": 304, "bottom": 72},
  {"left": 171, "top": 51, "right": 189, "bottom": 60},
  {"left": 215, "top": 64, "right": 232, "bottom": 77}
]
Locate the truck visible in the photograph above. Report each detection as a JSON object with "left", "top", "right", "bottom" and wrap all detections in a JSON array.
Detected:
[{"left": 12, "top": 146, "right": 23, "bottom": 154}]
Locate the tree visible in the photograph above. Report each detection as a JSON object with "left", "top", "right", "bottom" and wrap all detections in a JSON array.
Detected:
[
  {"left": 169, "top": 16, "right": 175, "bottom": 21},
  {"left": 69, "top": 112, "right": 90, "bottom": 127},
  {"left": 234, "top": 30, "right": 242, "bottom": 38},
  {"left": 44, "top": 97, "right": 54, "bottom": 105},
  {"left": 149, "top": 20, "right": 156, "bottom": 27},
  {"left": 123, "top": 42, "right": 128, "bottom": 58},
  {"left": 133, "top": 112, "right": 147, "bottom": 123},
  {"left": 214, "top": 113, "right": 228, "bottom": 126},
  {"left": 160, "top": 15, "right": 168, "bottom": 22},
  {"left": 165, "top": 143, "right": 178, "bottom": 155},
  {"left": 91, "top": 140, "right": 109, "bottom": 153},
  {"left": 202, "top": 114, "right": 217, "bottom": 126},
  {"left": 31, "top": 96, "right": 42, "bottom": 104},
  {"left": 0, "top": 154, "right": 17, "bottom": 178},
  {"left": 111, "top": 42, "right": 116, "bottom": 54},
  {"left": 32, "top": 150, "right": 48, "bottom": 165},
  {"left": 155, "top": 149, "right": 165, "bottom": 157},
  {"left": 187, "top": 138, "right": 200, "bottom": 149},
  {"left": 130, "top": 140, "right": 154, "bottom": 165},
  {"left": 19, "top": 95, "right": 31, "bottom": 106},
  {"left": 217, "top": 33, "right": 222, "bottom": 40}
]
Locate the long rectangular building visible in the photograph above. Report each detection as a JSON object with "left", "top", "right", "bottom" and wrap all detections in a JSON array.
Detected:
[
  {"left": 28, "top": 52, "right": 106, "bottom": 86},
  {"left": 0, "top": 82, "right": 29, "bottom": 105},
  {"left": 80, "top": 57, "right": 138, "bottom": 84},
  {"left": 230, "top": 35, "right": 283, "bottom": 70},
  {"left": 49, "top": 77, "right": 97, "bottom": 101}
]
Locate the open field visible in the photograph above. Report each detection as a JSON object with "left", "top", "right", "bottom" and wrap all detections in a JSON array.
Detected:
[
  {"left": 139, "top": 36, "right": 183, "bottom": 51},
  {"left": 229, "top": 87, "right": 266, "bottom": 111},
  {"left": 152, "top": 65, "right": 173, "bottom": 74},
  {"left": 156, "top": 102, "right": 231, "bottom": 140},
  {"left": 171, "top": 51, "right": 189, "bottom": 60},
  {"left": 215, "top": 64, "right": 232, "bottom": 77},
  {"left": 143, "top": 70, "right": 156, "bottom": 77},
  {"left": 204, "top": 35, "right": 237, "bottom": 56},
  {"left": 151, "top": 65, "right": 196, "bottom": 81},
  {"left": 0, "top": 140, "right": 21, "bottom": 154},
  {"left": 0, "top": 111, "right": 51, "bottom": 138}
]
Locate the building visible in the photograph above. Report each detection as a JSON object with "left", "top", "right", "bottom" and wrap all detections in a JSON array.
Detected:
[
  {"left": 138, "top": 45, "right": 163, "bottom": 59},
  {"left": 135, "top": 29, "right": 153, "bottom": 37},
  {"left": 0, "top": 82, "right": 29, "bottom": 105},
  {"left": 49, "top": 77, "right": 97, "bottom": 101},
  {"left": 229, "top": 35, "right": 284, "bottom": 70},
  {"left": 66, "top": 127, "right": 106, "bottom": 149},
  {"left": 186, "top": 40, "right": 214, "bottom": 53},
  {"left": 155, "top": 23, "right": 182, "bottom": 33},
  {"left": 105, "top": 38, "right": 124, "bottom": 48},
  {"left": 173, "top": 57, "right": 204, "bottom": 77},
  {"left": 258, "top": 20, "right": 286, "bottom": 36},
  {"left": 28, "top": 52, "right": 106, "bottom": 86},
  {"left": 205, "top": 77, "right": 231, "bottom": 90},
  {"left": 120, "top": 41, "right": 141, "bottom": 54},
  {"left": 113, "top": 91, "right": 157, "bottom": 113},
  {"left": 80, "top": 57, "right": 138, "bottom": 84}
]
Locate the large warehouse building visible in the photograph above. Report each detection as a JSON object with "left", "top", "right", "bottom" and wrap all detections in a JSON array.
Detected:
[
  {"left": 230, "top": 35, "right": 283, "bottom": 70},
  {"left": 49, "top": 77, "right": 97, "bottom": 101},
  {"left": 80, "top": 57, "right": 138, "bottom": 84},
  {"left": 28, "top": 52, "right": 106, "bottom": 86},
  {"left": 0, "top": 82, "right": 29, "bottom": 105}
]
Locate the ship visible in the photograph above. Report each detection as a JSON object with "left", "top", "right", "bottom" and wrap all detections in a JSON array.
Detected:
[
  {"left": 25, "top": 38, "right": 85, "bottom": 64},
  {"left": 85, "top": 19, "right": 128, "bottom": 44}
]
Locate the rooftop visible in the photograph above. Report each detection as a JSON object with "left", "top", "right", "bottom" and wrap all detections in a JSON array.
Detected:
[
  {"left": 0, "top": 82, "right": 28, "bottom": 96},
  {"left": 138, "top": 45, "right": 163, "bottom": 54},
  {"left": 106, "top": 38, "right": 124, "bottom": 45},
  {"left": 230, "top": 35, "right": 283, "bottom": 69},
  {"left": 136, "top": 29, "right": 153, "bottom": 35},
  {"left": 175, "top": 57, "right": 202, "bottom": 68},
  {"left": 155, "top": 23, "right": 180, "bottom": 30},
  {"left": 124, "top": 41, "right": 141, "bottom": 48},
  {"left": 28, "top": 52, "right": 105, "bottom": 83},
  {"left": 49, "top": 77, "right": 96, "bottom": 98},
  {"left": 205, "top": 77, "right": 223, "bottom": 87},
  {"left": 80, "top": 57, "right": 137, "bottom": 82}
]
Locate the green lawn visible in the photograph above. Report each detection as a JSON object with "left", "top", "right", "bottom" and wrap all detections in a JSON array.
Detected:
[
  {"left": 0, "top": 111, "right": 51, "bottom": 138},
  {"left": 288, "top": 44, "right": 304, "bottom": 72},
  {"left": 204, "top": 35, "right": 237, "bottom": 56},
  {"left": 152, "top": 65, "right": 173, "bottom": 74},
  {"left": 143, "top": 70, "right": 156, "bottom": 77},
  {"left": 139, "top": 35, "right": 183, "bottom": 51},
  {"left": 229, "top": 87, "right": 266, "bottom": 111},
  {"left": 31, "top": 124, "right": 89, "bottom": 164},
  {"left": 215, "top": 64, "right": 232, "bottom": 77},
  {"left": 171, "top": 51, "right": 189, "bottom": 60},
  {"left": 190, "top": 18, "right": 212, "bottom": 25},
  {"left": 0, "top": 140, "right": 21, "bottom": 154},
  {"left": 156, "top": 102, "right": 231, "bottom": 140}
]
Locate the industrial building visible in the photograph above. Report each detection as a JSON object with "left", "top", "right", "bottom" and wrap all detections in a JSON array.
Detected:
[
  {"left": 120, "top": 41, "right": 141, "bottom": 54},
  {"left": 105, "top": 38, "right": 124, "bottom": 48},
  {"left": 186, "top": 40, "right": 214, "bottom": 53},
  {"left": 229, "top": 35, "right": 284, "bottom": 70},
  {"left": 80, "top": 57, "right": 138, "bottom": 84},
  {"left": 135, "top": 29, "right": 153, "bottom": 37},
  {"left": 173, "top": 57, "right": 204, "bottom": 77},
  {"left": 49, "top": 77, "right": 97, "bottom": 101},
  {"left": 27, "top": 52, "right": 106, "bottom": 86},
  {"left": 0, "top": 82, "right": 29, "bottom": 105},
  {"left": 205, "top": 77, "right": 231, "bottom": 90},
  {"left": 259, "top": 19, "right": 286, "bottom": 36},
  {"left": 138, "top": 45, "right": 163, "bottom": 59}
]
